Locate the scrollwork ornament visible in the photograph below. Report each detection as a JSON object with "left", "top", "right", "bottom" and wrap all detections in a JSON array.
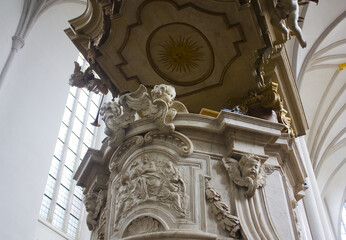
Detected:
[
  {"left": 143, "top": 130, "right": 193, "bottom": 156},
  {"left": 109, "top": 135, "right": 144, "bottom": 172}
]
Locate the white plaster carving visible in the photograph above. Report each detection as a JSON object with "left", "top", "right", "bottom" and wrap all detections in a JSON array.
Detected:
[
  {"left": 271, "top": 0, "right": 310, "bottom": 48},
  {"left": 101, "top": 101, "right": 136, "bottom": 149},
  {"left": 121, "top": 84, "right": 188, "bottom": 133},
  {"left": 101, "top": 84, "right": 188, "bottom": 150},
  {"left": 222, "top": 154, "right": 274, "bottom": 197},
  {"left": 84, "top": 189, "right": 107, "bottom": 231},
  {"left": 205, "top": 178, "right": 241, "bottom": 239},
  {"left": 126, "top": 216, "right": 162, "bottom": 236},
  {"left": 285, "top": 178, "right": 303, "bottom": 239},
  {"left": 143, "top": 130, "right": 194, "bottom": 156},
  {"left": 75, "top": 111, "right": 308, "bottom": 239},
  {"left": 113, "top": 154, "right": 187, "bottom": 229}
]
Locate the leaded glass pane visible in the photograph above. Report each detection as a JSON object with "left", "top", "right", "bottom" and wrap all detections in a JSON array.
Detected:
[
  {"left": 68, "top": 133, "right": 79, "bottom": 154},
  {"left": 49, "top": 157, "right": 60, "bottom": 179},
  {"left": 56, "top": 185, "right": 69, "bottom": 209},
  {"left": 62, "top": 107, "right": 72, "bottom": 125},
  {"left": 61, "top": 166, "right": 73, "bottom": 189},
  {"left": 52, "top": 205, "right": 65, "bottom": 230},
  {"left": 44, "top": 175, "right": 56, "bottom": 198},
  {"left": 75, "top": 103, "right": 86, "bottom": 121},
  {"left": 58, "top": 123, "right": 68, "bottom": 142}
]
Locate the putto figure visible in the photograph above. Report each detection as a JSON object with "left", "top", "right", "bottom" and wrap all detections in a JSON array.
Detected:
[
  {"left": 121, "top": 84, "right": 188, "bottom": 133},
  {"left": 222, "top": 154, "right": 274, "bottom": 197},
  {"left": 69, "top": 61, "right": 108, "bottom": 94},
  {"left": 271, "top": 0, "right": 312, "bottom": 48}
]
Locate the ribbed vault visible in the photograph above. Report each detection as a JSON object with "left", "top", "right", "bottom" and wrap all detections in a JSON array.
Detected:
[{"left": 289, "top": 1, "right": 346, "bottom": 237}]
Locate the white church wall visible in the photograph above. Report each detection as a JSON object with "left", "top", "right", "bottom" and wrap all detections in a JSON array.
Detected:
[{"left": 0, "top": 1, "right": 91, "bottom": 240}]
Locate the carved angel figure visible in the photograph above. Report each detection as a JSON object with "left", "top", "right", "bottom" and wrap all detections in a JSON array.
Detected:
[
  {"left": 120, "top": 84, "right": 188, "bottom": 133},
  {"left": 271, "top": 0, "right": 316, "bottom": 48},
  {"left": 100, "top": 101, "right": 136, "bottom": 148},
  {"left": 69, "top": 61, "right": 108, "bottom": 95},
  {"left": 84, "top": 190, "right": 106, "bottom": 230},
  {"left": 222, "top": 154, "right": 274, "bottom": 197}
]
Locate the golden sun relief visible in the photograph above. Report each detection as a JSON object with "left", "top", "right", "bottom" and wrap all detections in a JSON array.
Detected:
[{"left": 158, "top": 36, "right": 204, "bottom": 73}]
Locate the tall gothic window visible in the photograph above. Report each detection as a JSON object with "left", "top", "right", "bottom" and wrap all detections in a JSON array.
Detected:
[{"left": 39, "top": 55, "right": 102, "bottom": 239}]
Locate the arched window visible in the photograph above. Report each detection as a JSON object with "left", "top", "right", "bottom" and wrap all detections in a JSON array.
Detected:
[{"left": 39, "top": 55, "right": 102, "bottom": 239}]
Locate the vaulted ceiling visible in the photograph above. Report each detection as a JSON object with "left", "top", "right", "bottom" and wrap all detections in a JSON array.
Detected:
[{"left": 286, "top": 0, "right": 346, "bottom": 235}]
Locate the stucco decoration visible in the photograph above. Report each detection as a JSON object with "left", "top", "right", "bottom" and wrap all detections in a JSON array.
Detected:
[
  {"left": 205, "top": 178, "right": 241, "bottom": 239},
  {"left": 113, "top": 154, "right": 187, "bottom": 229},
  {"left": 100, "top": 84, "right": 187, "bottom": 149},
  {"left": 270, "top": 0, "right": 318, "bottom": 48},
  {"left": 222, "top": 154, "right": 274, "bottom": 197},
  {"left": 147, "top": 23, "right": 214, "bottom": 86},
  {"left": 84, "top": 189, "right": 107, "bottom": 231},
  {"left": 69, "top": 61, "right": 109, "bottom": 94},
  {"left": 121, "top": 84, "right": 188, "bottom": 133},
  {"left": 100, "top": 101, "right": 136, "bottom": 149}
]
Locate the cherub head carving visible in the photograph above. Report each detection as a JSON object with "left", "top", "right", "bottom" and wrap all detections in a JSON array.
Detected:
[
  {"left": 151, "top": 84, "right": 176, "bottom": 105},
  {"left": 222, "top": 154, "right": 274, "bottom": 198},
  {"left": 239, "top": 154, "right": 260, "bottom": 180}
]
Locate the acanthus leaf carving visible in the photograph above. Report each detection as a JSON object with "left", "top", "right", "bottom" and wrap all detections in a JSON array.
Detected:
[
  {"left": 113, "top": 154, "right": 187, "bottom": 229},
  {"left": 205, "top": 178, "right": 241, "bottom": 239},
  {"left": 222, "top": 154, "right": 274, "bottom": 198}
]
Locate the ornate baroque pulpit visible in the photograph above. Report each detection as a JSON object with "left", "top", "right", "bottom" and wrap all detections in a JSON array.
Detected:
[{"left": 66, "top": 0, "right": 310, "bottom": 239}]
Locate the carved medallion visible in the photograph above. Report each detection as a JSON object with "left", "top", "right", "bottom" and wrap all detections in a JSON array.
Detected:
[{"left": 147, "top": 23, "right": 214, "bottom": 86}]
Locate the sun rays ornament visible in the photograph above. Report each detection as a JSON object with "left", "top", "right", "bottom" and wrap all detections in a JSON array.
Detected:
[{"left": 159, "top": 36, "right": 204, "bottom": 73}]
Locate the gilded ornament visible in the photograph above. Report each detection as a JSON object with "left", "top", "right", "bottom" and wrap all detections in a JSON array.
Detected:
[{"left": 159, "top": 36, "right": 204, "bottom": 73}]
